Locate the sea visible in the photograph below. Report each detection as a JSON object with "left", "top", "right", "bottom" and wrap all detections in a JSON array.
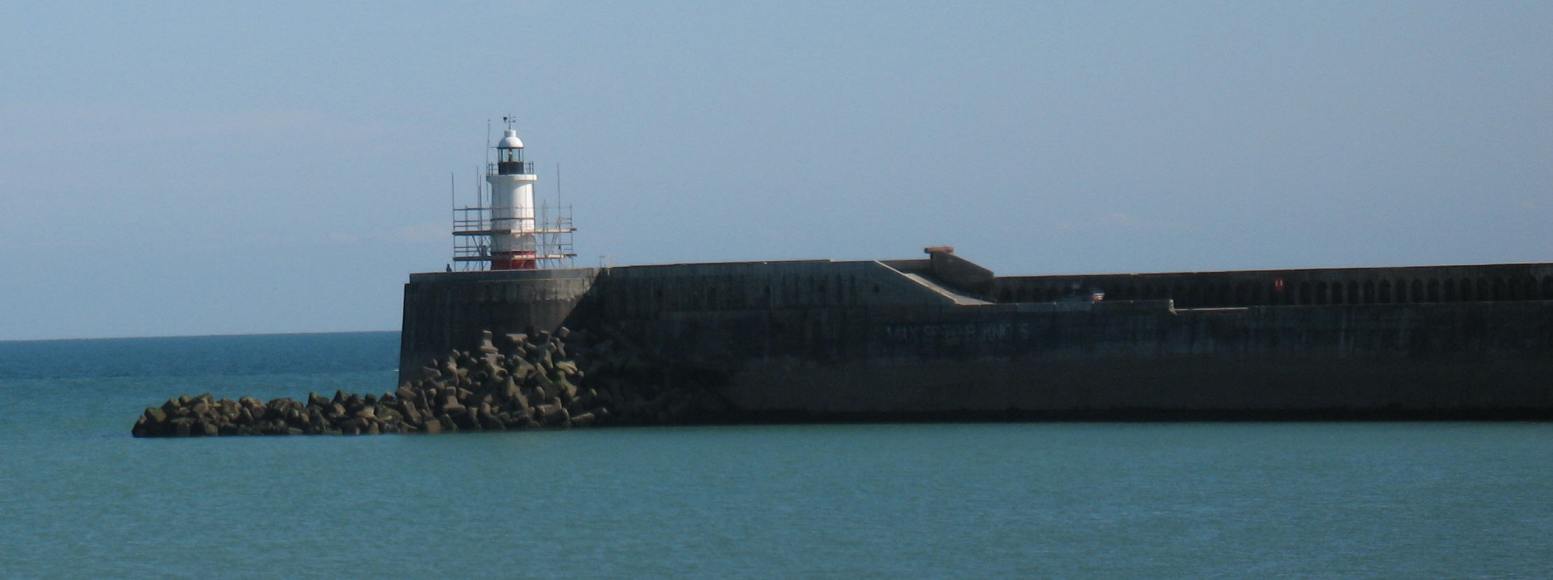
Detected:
[{"left": 1, "top": 331, "right": 1551, "bottom": 578}]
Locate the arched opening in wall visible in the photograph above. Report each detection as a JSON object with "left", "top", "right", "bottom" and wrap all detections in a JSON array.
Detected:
[
  {"left": 1000, "top": 289, "right": 1012, "bottom": 302},
  {"left": 1476, "top": 278, "right": 1491, "bottom": 301},
  {"left": 1361, "top": 281, "right": 1375, "bottom": 304},
  {"left": 1494, "top": 278, "right": 1508, "bottom": 301},
  {"left": 1441, "top": 279, "right": 1455, "bottom": 302},
  {"left": 1408, "top": 280, "right": 1422, "bottom": 303},
  {"left": 1315, "top": 282, "right": 1328, "bottom": 305},
  {"left": 1459, "top": 280, "right": 1472, "bottom": 302},
  {"left": 1343, "top": 281, "right": 1356, "bottom": 305},
  {"left": 1427, "top": 279, "right": 1440, "bottom": 302},
  {"left": 1378, "top": 280, "right": 1392, "bottom": 303},
  {"left": 1234, "top": 283, "right": 1249, "bottom": 306},
  {"left": 1295, "top": 282, "right": 1309, "bottom": 305},
  {"left": 1515, "top": 277, "right": 1534, "bottom": 300},
  {"left": 1542, "top": 277, "right": 1553, "bottom": 300},
  {"left": 706, "top": 287, "right": 717, "bottom": 308}
]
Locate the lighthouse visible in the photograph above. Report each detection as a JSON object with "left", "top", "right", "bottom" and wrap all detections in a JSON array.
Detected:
[
  {"left": 486, "top": 123, "right": 538, "bottom": 270},
  {"left": 449, "top": 118, "right": 576, "bottom": 271}
]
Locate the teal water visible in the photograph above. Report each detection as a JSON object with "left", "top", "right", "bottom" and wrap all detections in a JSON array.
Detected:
[{"left": 2, "top": 332, "right": 1551, "bottom": 577}]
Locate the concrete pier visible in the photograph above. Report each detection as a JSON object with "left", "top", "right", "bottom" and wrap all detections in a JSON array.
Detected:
[{"left": 400, "top": 255, "right": 1553, "bottom": 419}]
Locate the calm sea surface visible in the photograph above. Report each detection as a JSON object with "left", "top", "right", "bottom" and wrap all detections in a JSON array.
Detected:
[{"left": 1, "top": 332, "right": 1551, "bottom": 578}]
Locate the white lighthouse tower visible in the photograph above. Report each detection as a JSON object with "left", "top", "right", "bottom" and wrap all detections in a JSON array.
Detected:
[
  {"left": 449, "top": 117, "right": 576, "bottom": 271},
  {"left": 486, "top": 121, "right": 539, "bottom": 270}
]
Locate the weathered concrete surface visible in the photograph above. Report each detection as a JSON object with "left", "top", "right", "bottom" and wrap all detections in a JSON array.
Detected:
[
  {"left": 996, "top": 262, "right": 1553, "bottom": 308},
  {"left": 927, "top": 248, "right": 995, "bottom": 296},
  {"left": 699, "top": 301, "right": 1553, "bottom": 417},
  {"left": 400, "top": 268, "right": 598, "bottom": 374},
  {"left": 401, "top": 256, "right": 1553, "bottom": 420}
]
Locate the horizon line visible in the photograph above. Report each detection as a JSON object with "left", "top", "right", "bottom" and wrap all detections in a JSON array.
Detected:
[{"left": 0, "top": 329, "right": 399, "bottom": 344}]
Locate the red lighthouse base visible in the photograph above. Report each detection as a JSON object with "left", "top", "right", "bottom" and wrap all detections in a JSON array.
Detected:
[{"left": 492, "top": 252, "right": 538, "bottom": 271}]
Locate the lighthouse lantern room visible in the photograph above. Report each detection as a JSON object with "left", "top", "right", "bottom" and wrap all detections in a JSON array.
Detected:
[{"left": 451, "top": 117, "right": 576, "bottom": 271}]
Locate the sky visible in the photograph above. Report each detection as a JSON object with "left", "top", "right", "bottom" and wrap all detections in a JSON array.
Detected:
[{"left": 1, "top": 1, "right": 1549, "bottom": 340}]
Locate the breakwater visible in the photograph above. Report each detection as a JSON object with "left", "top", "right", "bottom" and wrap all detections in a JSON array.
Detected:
[
  {"left": 400, "top": 253, "right": 1553, "bottom": 420},
  {"left": 133, "top": 328, "right": 717, "bottom": 437}
]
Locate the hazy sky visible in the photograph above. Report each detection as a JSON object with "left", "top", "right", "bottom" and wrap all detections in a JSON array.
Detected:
[{"left": 1, "top": 1, "right": 1549, "bottom": 340}]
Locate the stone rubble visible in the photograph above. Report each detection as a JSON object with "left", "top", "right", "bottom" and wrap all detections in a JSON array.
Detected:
[{"left": 132, "top": 328, "right": 720, "bottom": 437}]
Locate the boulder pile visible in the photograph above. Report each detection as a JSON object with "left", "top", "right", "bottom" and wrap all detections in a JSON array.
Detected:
[{"left": 133, "top": 327, "right": 718, "bottom": 437}]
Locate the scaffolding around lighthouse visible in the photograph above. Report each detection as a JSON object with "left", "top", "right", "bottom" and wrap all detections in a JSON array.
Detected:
[
  {"left": 451, "top": 200, "right": 577, "bottom": 270},
  {"left": 450, "top": 120, "right": 577, "bottom": 271}
]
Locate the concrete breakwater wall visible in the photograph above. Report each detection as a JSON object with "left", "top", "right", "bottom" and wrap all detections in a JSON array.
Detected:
[
  {"left": 400, "top": 255, "right": 1553, "bottom": 420},
  {"left": 996, "top": 262, "right": 1553, "bottom": 308}
]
